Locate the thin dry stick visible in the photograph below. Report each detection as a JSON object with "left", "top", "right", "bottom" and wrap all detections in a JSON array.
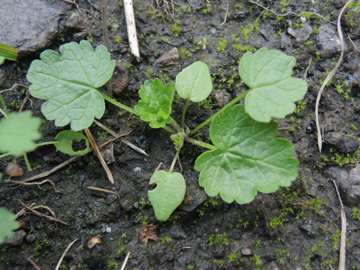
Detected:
[
  {"left": 55, "top": 239, "right": 78, "bottom": 270},
  {"left": 247, "top": 0, "right": 334, "bottom": 24},
  {"left": 18, "top": 91, "right": 31, "bottom": 113},
  {"left": 315, "top": 0, "right": 354, "bottom": 152},
  {"left": 124, "top": 0, "right": 140, "bottom": 59},
  {"left": 304, "top": 57, "right": 312, "bottom": 81},
  {"left": 333, "top": 180, "right": 346, "bottom": 270},
  {"left": 220, "top": 0, "right": 229, "bottom": 26},
  {"left": 84, "top": 128, "right": 114, "bottom": 184},
  {"left": 87, "top": 186, "right": 118, "bottom": 196},
  {"left": 120, "top": 252, "right": 131, "bottom": 270},
  {"left": 93, "top": 120, "right": 148, "bottom": 156},
  {"left": 18, "top": 200, "right": 68, "bottom": 225},
  {"left": 10, "top": 135, "right": 125, "bottom": 183},
  {"left": 5, "top": 179, "right": 62, "bottom": 193},
  {"left": 101, "top": 0, "right": 109, "bottom": 49},
  {"left": 348, "top": 34, "right": 360, "bottom": 53}
]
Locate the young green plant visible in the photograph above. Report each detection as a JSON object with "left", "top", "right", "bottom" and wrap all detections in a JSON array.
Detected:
[{"left": 26, "top": 41, "right": 308, "bottom": 221}]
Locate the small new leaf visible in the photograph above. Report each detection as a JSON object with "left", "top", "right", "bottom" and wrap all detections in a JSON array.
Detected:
[
  {"left": 55, "top": 130, "right": 89, "bottom": 156},
  {"left": 194, "top": 105, "right": 299, "bottom": 204},
  {"left": 135, "top": 79, "right": 175, "bottom": 128},
  {"left": 239, "top": 48, "right": 308, "bottom": 122},
  {"left": 0, "top": 111, "right": 41, "bottom": 156},
  {"left": 27, "top": 40, "right": 115, "bottom": 131},
  {"left": 175, "top": 61, "right": 213, "bottom": 102},
  {"left": 148, "top": 171, "right": 186, "bottom": 221},
  {"left": 0, "top": 208, "right": 20, "bottom": 244}
]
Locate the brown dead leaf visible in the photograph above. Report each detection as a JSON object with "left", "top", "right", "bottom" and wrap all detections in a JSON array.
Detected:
[
  {"left": 87, "top": 235, "right": 102, "bottom": 249},
  {"left": 139, "top": 225, "right": 158, "bottom": 245},
  {"left": 6, "top": 163, "right": 24, "bottom": 177}
]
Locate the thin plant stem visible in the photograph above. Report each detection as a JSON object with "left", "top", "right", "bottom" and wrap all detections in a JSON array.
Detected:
[
  {"left": 0, "top": 92, "right": 8, "bottom": 115},
  {"left": 23, "top": 153, "right": 32, "bottom": 171},
  {"left": 100, "top": 92, "right": 139, "bottom": 116},
  {"left": 169, "top": 149, "right": 180, "bottom": 173},
  {"left": 190, "top": 89, "right": 250, "bottom": 136},
  {"left": 185, "top": 137, "right": 216, "bottom": 150},
  {"left": 0, "top": 152, "right": 11, "bottom": 158},
  {"left": 181, "top": 99, "right": 190, "bottom": 128},
  {"left": 36, "top": 141, "right": 58, "bottom": 147},
  {"left": 162, "top": 125, "right": 176, "bottom": 134},
  {"left": 170, "top": 117, "right": 182, "bottom": 132}
]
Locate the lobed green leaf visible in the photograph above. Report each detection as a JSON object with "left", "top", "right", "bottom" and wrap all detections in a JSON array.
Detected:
[
  {"left": 175, "top": 61, "right": 213, "bottom": 102},
  {"left": 194, "top": 105, "right": 299, "bottom": 204},
  {"left": 0, "top": 208, "right": 20, "bottom": 244},
  {"left": 239, "top": 47, "right": 308, "bottom": 122},
  {"left": 0, "top": 111, "right": 41, "bottom": 156},
  {"left": 135, "top": 79, "right": 175, "bottom": 128},
  {"left": 148, "top": 170, "right": 186, "bottom": 221},
  {"left": 27, "top": 40, "right": 115, "bottom": 131}
]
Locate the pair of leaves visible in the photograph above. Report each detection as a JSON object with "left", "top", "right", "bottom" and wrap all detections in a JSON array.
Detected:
[
  {"left": 195, "top": 105, "right": 299, "bottom": 204},
  {"left": 27, "top": 40, "right": 115, "bottom": 131},
  {"left": 135, "top": 61, "right": 213, "bottom": 128},
  {"left": 240, "top": 48, "right": 308, "bottom": 122}
]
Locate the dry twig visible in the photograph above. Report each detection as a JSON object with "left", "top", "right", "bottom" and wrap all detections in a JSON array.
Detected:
[
  {"left": 315, "top": 0, "right": 354, "bottom": 152},
  {"left": 120, "top": 252, "right": 131, "bottom": 270},
  {"left": 55, "top": 239, "right": 78, "bottom": 270},
  {"left": 124, "top": 0, "right": 140, "bottom": 59},
  {"left": 5, "top": 179, "right": 62, "bottom": 193},
  {"left": 333, "top": 180, "right": 346, "bottom": 270},
  {"left": 84, "top": 128, "right": 114, "bottom": 184},
  {"left": 18, "top": 200, "right": 68, "bottom": 225},
  {"left": 247, "top": 0, "right": 334, "bottom": 24}
]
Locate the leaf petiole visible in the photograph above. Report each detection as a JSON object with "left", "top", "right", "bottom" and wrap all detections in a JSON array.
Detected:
[
  {"left": 190, "top": 88, "right": 250, "bottom": 136},
  {"left": 170, "top": 117, "right": 182, "bottom": 133},
  {"left": 185, "top": 137, "right": 216, "bottom": 150},
  {"left": 181, "top": 99, "right": 190, "bottom": 128},
  {"left": 100, "top": 92, "right": 139, "bottom": 116},
  {"left": 169, "top": 149, "right": 180, "bottom": 173}
]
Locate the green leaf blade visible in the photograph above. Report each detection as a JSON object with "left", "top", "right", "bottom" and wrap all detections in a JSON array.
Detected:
[
  {"left": 175, "top": 61, "right": 213, "bottom": 102},
  {"left": 27, "top": 40, "right": 115, "bottom": 131},
  {"left": 194, "top": 105, "right": 299, "bottom": 204},
  {"left": 0, "top": 208, "right": 20, "bottom": 244},
  {"left": 135, "top": 79, "right": 175, "bottom": 128},
  {"left": 55, "top": 130, "right": 89, "bottom": 156},
  {"left": 239, "top": 48, "right": 308, "bottom": 122},
  {"left": 0, "top": 111, "right": 42, "bottom": 156},
  {"left": 148, "top": 171, "right": 186, "bottom": 221}
]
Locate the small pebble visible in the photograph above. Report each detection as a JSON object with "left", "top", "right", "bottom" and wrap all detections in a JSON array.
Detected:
[
  {"left": 6, "top": 163, "right": 24, "bottom": 177},
  {"left": 133, "top": 167, "right": 142, "bottom": 173}
]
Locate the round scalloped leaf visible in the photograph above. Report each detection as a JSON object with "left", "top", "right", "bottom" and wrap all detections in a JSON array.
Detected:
[
  {"left": 0, "top": 208, "right": 20, "bottom": 244},
  {"left": 0, "top": 111, "right": 41, "bottom": 156},
  {"left": 239, "top": 48, "right": 308, "bottom": 122},
  {"left": 148, "top": 170, "right": 186, "bottom": 221},
  {"left": 55, "top": 130, "right": 89, "bottom": 156},
  {"left": 194, "top": 105, "right": 299, "bottom": 204},
  {"left": 27, "top": 40, "right": 115, "bottom": 131},
  {"left": 134, "top": 79, "right": 175, "bottom": 128},
  {"left": 175, "top": 61, "right": 213, "bottom": 102}
]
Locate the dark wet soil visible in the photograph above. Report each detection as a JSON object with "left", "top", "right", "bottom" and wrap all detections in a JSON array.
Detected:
[{"left": 1, "top": 0, "right": 360, "bottom": 269}]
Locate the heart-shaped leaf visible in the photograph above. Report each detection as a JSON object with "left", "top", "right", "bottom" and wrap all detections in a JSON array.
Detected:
[
  {"left": 55, "top": 130, "right": 89, "bottom": 156},
  {"left": 175, "top": 61, "right": 213, "bottom": 102},
  {"left": 135, "top": 79, "right": 175, "bottom": 128},
  {"left": 0, "top": 208, "right": 20, "bottom": 244},
  {"left": 194, "top": 105, "right": 299, "bottom": 204},
  {"left": 148, "top": 170, "right": 186, "bottom": 221},
  {"left": 239, "top": 48, "right": 308, "bottom": 122},
  {"left": 0, "top": 111, "right": 42, "bottom": 156},
  {"left": 27, "top": 40, "right": 115, "bottom": 131}
]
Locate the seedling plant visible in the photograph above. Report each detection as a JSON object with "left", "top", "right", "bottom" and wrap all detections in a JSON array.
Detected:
[{"left": 24, "top": 40, "right": 307, "bottom": 221}]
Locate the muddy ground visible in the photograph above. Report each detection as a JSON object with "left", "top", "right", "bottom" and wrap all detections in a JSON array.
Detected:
[{"left": 1, "top": 0, "right": 360, "bottom": 269}]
